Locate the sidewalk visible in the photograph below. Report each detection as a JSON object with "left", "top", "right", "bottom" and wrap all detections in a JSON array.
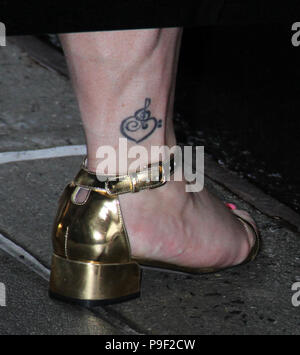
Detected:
[{"left": 0, "top": 39, "right": 299, "bottom": 335}]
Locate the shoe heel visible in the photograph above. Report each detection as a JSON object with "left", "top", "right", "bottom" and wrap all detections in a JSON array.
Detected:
[{"left": 49, "top": 254, "right": 141, "bottom": 306}]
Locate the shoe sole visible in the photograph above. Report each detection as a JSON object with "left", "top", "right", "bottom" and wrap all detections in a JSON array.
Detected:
[{"left": 48, "top": 289, "right": 140, "bottom": 307}]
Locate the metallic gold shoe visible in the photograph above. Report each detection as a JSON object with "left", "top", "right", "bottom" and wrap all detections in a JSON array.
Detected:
[{"left": 49, "top": 158, "right": 259, "bottom": 306}]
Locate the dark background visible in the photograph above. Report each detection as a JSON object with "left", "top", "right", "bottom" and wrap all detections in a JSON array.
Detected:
[
  {"left": 2, "top": 1, "right": 300, "bottom": 35},
  {"left": 175, "top": 24, "right": 300, "bottom": 212}
]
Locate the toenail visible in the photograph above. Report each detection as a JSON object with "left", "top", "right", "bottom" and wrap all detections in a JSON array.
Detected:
[{"left": 226, "top": 203, "right": 237, "bottom": 210}]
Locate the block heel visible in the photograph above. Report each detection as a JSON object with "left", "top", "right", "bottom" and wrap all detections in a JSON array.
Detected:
[{"left": 49, "top": 254, "right": 141, "bottom": 306}]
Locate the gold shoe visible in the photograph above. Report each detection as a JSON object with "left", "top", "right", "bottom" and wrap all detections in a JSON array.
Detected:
[{"left": 49, "top": 158, "right": 259, "bottom": 306}]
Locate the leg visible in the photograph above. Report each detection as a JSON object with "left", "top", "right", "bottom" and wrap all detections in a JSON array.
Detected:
[
  {"left": 59, "top": 28, "right": 180, "bottom": 171},
  {"left": 58, "top": 28, "right": 256, "bottom": 270}
]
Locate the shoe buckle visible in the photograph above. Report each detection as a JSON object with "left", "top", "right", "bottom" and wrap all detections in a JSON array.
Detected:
[{"left": 129, "top": 172, "right": 140, "bottom": 193}]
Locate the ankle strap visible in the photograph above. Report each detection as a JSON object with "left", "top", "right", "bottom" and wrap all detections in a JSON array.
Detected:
[{"left": 73, "top": 157, "right": 175, "bottom": 196}]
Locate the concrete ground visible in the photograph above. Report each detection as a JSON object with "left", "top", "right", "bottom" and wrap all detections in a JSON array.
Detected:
[{"left": 0, "top": 39, "right": 299, "bottom": 335}]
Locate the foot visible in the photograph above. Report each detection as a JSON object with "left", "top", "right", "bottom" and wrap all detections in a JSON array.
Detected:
[{"left": 119, "top": 179, "right": 257, "bottom": 270}]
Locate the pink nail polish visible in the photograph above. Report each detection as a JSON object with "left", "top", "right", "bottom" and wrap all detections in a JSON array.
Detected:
[{"left": 226, "top": 203, "right": 236, "bottom": 210}]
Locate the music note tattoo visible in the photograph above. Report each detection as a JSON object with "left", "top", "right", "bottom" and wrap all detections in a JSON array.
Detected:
[{"left": 120, "top": 98, "right": 162, "bottom": 143}]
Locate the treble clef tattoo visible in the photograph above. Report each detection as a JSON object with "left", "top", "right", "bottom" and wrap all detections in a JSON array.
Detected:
[{"left": 120, "top": 98, "right": 162, "bottom": 143}]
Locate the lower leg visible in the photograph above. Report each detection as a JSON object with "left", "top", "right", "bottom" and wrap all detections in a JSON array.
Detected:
[
  {"left": 59, "top": 28, "right": 181, "bottom": 172},
  {"left": 59, "top": 28, "right": 255, "bottom": 269}
]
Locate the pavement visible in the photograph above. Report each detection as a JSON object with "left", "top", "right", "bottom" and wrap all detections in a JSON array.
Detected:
[{"left": 0, "top": 38, "right": 299, "bottom": 335}]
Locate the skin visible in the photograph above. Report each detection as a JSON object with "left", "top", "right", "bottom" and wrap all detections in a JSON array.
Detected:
[{"left": 59, "top": 28, "right": 256, "bottom": 269}]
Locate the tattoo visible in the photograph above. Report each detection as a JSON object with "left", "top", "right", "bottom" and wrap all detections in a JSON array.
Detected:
[{"left": 120, "top": 98, "right": 162, "bottom": 143}]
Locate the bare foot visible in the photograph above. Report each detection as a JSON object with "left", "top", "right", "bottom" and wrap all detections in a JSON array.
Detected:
[{"left": 119, "top": 180, "right": 256, "bottom": 269}]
